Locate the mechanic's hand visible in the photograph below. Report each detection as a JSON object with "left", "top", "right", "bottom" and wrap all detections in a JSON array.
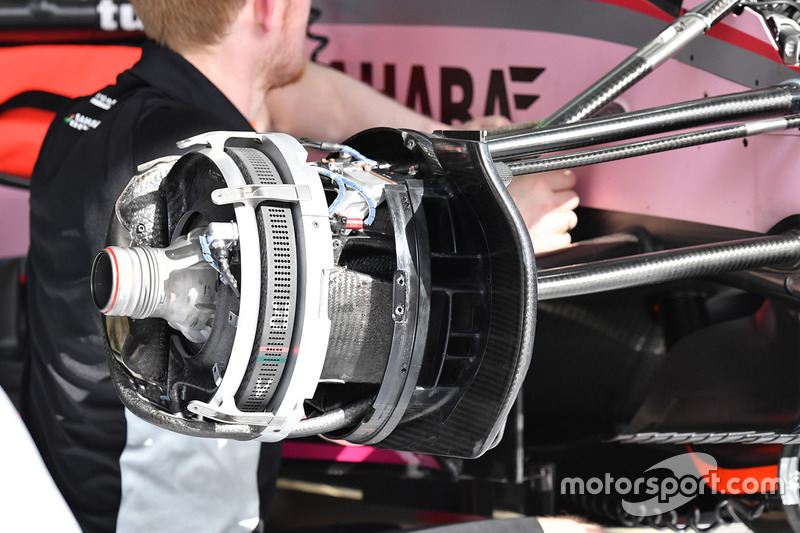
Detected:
[
  {"left": 446, "top": 115, "right": 579, "bottom": 253},
  {"left": 506, "top": 169, "right": 579, "bottom": 254}
]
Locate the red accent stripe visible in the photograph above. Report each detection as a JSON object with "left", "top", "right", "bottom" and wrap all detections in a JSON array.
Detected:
[
  {"left": 282, "top": 441, "right": 441, "bottom": 470},
  {"left": 345, "top": 218, "right": 364, "bottom": 230},
  {"left": 0, "top": 29, "right": 143, "bottom": 45},
  {"left": 259, "top": 346, "right": 290, "bottom": 353},
  {"left": 593, "top": 0, "right": 800, "bottom": 72},
  {"left": 688, "top": 447, "right": 779, "bottom": 495},
  {"left": 104, "top": 248, "right": 120, "bottom": 315},
  {"left": 593, "top": 0, "right": 675, "bottom": 21}
]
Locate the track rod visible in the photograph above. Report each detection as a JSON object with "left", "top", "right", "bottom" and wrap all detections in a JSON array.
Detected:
[
  {"left": 486, "top": 84, "right": 800, "bottom": 161},
  {"left": 487, "top": 0, "right": 742, "bottom": 137},
  {"left": 537, "top": 233, "right": 800, "bottom": 300},
  {"left": 507, "top": 114, "right": 800, "bottom": 175}
]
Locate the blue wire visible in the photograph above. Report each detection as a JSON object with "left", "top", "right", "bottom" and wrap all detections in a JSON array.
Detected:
[
  {"left": 339, "top": 177, "right": 376, "bottom": 225},
  {"left": 338, "top": 145, "right": 379, "bottom": 168},
  {"left": 330, "top": 176, "right": 347, "bottom": 215},
  {"left": 314, "top": 166, "right": 376, "bottom": 225},
  {"left": 199, "top": 234, "right": 227, "bottom": 285},
  {"left": 316, "top": 167, "right": 346, "bottom": 214}
]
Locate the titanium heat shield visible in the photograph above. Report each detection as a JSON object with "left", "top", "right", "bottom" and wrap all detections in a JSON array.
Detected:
[{"left": 92, "top": 128, "right": 536, "bottom": 458}]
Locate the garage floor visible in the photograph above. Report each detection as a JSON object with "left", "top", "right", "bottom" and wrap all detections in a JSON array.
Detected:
[{"left": 266, "top": 480, "right": 756, "bottom": 532}]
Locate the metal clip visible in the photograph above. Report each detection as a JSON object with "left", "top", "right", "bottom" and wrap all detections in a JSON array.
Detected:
[{"left": 211, "top": 184, "right": 312, "bottom": 208}]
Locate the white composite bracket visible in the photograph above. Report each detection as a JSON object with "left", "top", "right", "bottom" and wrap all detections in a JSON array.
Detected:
[{"left": 178, "top": 131, "right": 333, "bottom": 441}]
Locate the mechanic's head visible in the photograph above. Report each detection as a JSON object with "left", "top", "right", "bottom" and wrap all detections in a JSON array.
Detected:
[
  {"left": 131, "top": 0, "right": 248, "bottom": 51},
  {"left": 131, "top": 0, "right": 310, "bottom": 86}
]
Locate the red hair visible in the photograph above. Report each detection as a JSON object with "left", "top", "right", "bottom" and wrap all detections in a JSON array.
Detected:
[{"left": 131, "top": 0, "right": 248, "bottom": 51}]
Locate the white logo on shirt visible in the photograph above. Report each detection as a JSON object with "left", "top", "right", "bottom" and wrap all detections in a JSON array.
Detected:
[
  {"left": 90, "top": 92, "right": 117, "bottom": 110},
  {"left": 65, "top": 113, "right": 102, "bottom": 132}
]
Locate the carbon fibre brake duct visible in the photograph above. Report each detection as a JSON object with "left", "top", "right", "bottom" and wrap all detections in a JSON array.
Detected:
[{"left": 93, "top": 129, "right": 535, "bottom": 458}]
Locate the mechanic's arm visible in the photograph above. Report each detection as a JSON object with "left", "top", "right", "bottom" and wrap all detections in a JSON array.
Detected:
[
  {"left": 266, "top": 62, "right": 511, "bottom": 138},
  {"left": 266, "top": 61, "right": 579, "bottom": 253},
  {"left": 266, "top": 61, "right": 442, "bottom": 139}
]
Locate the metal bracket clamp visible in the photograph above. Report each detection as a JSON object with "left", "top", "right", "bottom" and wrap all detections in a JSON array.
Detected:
[
  {"left": 187, "top": 402, "right": 276, "bottom": 426},
  {"left": 211, "top": 183, "right": 313, "bottom": 208}
]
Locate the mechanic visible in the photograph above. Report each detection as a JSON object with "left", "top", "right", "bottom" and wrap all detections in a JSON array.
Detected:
[{"left": 22, "top": 0, "right": 579, "bottom": 531}]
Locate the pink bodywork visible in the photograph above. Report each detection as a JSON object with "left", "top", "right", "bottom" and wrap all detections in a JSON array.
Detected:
[
  {"left": 310, "top": 8, "right": 799, "bottom": 234},
  {"left": 2, "top": 2, "right": 798, "bottom": 258}
]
